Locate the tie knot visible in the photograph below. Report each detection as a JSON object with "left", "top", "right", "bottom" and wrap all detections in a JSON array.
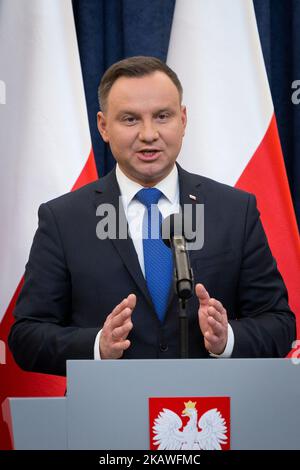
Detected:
[{"left": 135, "top": 187, "right": 163, "bottom": 209}]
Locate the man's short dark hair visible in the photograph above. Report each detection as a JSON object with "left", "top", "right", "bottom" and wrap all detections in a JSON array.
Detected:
[{"left": 98, "top": 56, "right": 183, "bottom": 111}]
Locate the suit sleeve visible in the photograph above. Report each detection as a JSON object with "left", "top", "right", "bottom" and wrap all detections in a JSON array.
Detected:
[
  {"left": 8, "top": 202, "right": 99, "bottom": 376},
  {"left": 230, "top": 194, "right": 296, "bottom": 357}
]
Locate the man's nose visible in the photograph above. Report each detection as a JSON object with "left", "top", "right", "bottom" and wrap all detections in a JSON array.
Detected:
[{"left": 138, "top": 121, "right": 159, "bottom": 142}]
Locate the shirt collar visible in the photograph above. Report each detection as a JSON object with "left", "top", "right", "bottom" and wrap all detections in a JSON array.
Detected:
[{"left": 115, "top": 164, "right": 179, "bottom": 209}]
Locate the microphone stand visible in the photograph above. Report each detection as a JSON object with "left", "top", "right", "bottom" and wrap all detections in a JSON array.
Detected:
[
  {"left": 178, "top": 297, "right": 189, "bottom": 359},
  {"left": 172, "top": 236, "right": 194, "bottom": 359},
  {"left": 161, "top": 214, "right": 194, "bottom": 359}
]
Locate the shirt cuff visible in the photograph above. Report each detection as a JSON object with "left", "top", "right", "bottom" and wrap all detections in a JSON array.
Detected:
[
  {"left": 94, "top": 329, "right": 102, "bottom": 360},
  {"left": 209, "top": 323, "right": 234, "bottom": 358}
]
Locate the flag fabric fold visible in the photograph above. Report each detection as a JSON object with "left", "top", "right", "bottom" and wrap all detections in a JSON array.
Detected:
[
  {"left": 167, "top": 0, "right": 300, "bottom": 335},
  {"left": 0, "top": 0, "right": 97, "bottom": 449}
]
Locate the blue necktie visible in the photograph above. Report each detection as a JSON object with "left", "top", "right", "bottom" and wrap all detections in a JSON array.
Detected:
[{"left": 135, "top": 188, "right": 173, "bottom": 322}]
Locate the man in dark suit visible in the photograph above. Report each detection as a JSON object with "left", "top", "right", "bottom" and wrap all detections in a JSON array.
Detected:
[{"left": 9, "top": 57, "right": 296, "bottom": 376}]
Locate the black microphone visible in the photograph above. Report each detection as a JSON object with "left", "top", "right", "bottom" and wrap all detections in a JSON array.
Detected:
[{"left": 162, "top": 213, "right": 194, "bottom": 300}]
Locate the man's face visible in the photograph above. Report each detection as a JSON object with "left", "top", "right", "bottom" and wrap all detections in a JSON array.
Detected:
[{"left": 97, "top": 71, "right": 187, "bottom": 186}]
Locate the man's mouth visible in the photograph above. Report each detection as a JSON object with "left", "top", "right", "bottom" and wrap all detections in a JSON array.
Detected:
[{"left": 136, "top": 149, "right": 161, "bottom": 160}]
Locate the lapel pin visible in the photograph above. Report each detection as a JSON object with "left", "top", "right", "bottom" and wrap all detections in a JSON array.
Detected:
[{"left": 189, "top": 194, "right": 197, "bottom": 201}]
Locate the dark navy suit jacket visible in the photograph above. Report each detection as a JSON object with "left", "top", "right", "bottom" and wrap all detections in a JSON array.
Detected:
[{"left": 9, "top": 165, "right": 296, "bottom": 375}]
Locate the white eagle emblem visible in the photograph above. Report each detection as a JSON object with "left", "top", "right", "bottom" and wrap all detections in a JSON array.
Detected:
[{"left": 152, "top": 400, "right": 227, "bottom": 450}]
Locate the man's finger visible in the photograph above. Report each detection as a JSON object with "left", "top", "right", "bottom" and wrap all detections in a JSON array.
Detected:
[
  {"left": 207, "top": 316, "right": 225, "bottom": 336},
  {"left": 207, "top": 306, "right": 223, "bottom": 324},
  {"left": 195, "top": 283, "right": 210, "bottom": 302},
  {"left": 112, "top": 320, "right": 133, "bottom": 341},
  {"left": 109, "top": 297, "right": 130, "bottom": 318},
  {"left": 109, "top": 293, "right": 136, "bottom": 319},
  {"left": 209, "top": 298, "right": 225, "bottom": 314},
  {"left": 127, "top": 293, "right": 136, "bottom": 310},
  {"left": 204, "top": 331, "right": 222, "bottom": 346},
  {"left": 110, "top": 339, "right": 131, "bottom": 355},
  {"left": 110, "top": 307, "right": 133, "bottom": 330}
]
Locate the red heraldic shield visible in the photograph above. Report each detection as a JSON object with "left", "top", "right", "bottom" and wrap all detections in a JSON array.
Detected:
[{"left": 149, "top": 396, "right": 230, "bottom": 450}]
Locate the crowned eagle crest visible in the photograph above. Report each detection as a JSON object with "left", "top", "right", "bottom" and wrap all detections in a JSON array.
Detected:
[{"left": 152, "top": 400, "right": 227, "bottom": 450}]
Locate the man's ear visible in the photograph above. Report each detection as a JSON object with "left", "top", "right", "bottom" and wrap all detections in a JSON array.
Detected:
[
  {"left": 181, "top": 105, "right": 187, "bottom": 135},
  {"left": 97, "top": 111, "right": 109, "bottom": 143}
]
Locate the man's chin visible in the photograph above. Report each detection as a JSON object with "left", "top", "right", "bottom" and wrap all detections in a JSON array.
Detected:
[{"left": 131, "top": 162, "right": 174, "bottom": 186}]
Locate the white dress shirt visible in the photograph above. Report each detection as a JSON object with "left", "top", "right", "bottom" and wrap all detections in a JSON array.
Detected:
[{"left": 94, "top": 164, "right": 234, "bottom": 359}]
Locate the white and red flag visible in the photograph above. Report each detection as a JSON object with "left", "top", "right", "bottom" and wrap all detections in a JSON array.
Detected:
[
  {"left": 0, "top": 0, "right": 97, "bottom": 448},
  {"left": 167, "top": 0, "right": 300, "bottom": 339}
]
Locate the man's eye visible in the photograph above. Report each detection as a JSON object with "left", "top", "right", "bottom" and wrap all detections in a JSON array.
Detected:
[
  {"left": 123, "top": 116, "right": 137, "bottom": 124},
  {"left": 157, "top": 113, "right": 169, "bottom": 121}
]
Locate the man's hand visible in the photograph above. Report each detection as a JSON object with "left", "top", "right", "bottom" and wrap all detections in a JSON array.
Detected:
[
  {"left": 100, "top": 294, "right": 136, "bottom": 359},
  {"left": 196, "top": 283, "right": 228, "bottom": 355}
]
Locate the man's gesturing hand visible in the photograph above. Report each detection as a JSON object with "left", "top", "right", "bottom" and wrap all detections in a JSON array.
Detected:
[
  {"left": 196, "top": 284, "right": 228, "bottom": 355},
  {"left": 100, "top": 294, "right": 136, "bottom": 359}
]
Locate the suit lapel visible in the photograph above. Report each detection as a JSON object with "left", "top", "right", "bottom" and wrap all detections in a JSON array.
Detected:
[
  {"left": 177, "top": 164, "right": 205, "bottom": 217},
  {"left": 94, "top": 169, "right": 154, "bottom": 308},
  {"left": 177, "top": 164, "right": 205, "bottom": 263}
]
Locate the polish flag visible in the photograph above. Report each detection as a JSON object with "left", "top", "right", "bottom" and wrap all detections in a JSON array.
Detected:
[
  {"left": 0, "top": 0, "right": 97, "bottom": 449},
  {"left": 167, "top": 0, "right": 300, "bottom": 337}
]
